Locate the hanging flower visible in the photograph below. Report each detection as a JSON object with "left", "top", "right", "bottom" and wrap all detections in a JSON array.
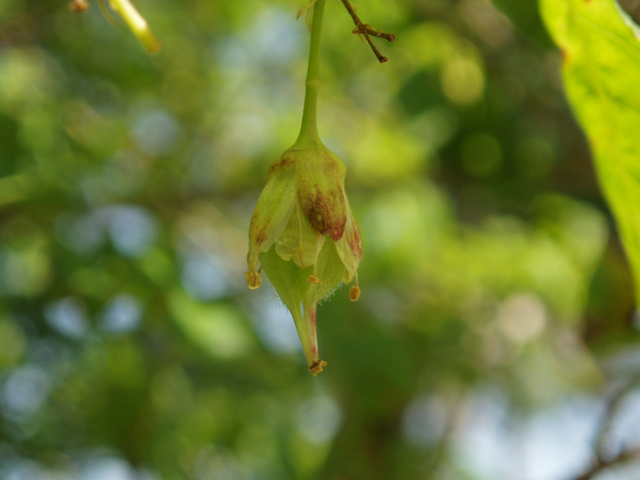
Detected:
[
  {"left": 245, "top": 0, "right": 390, "bottom": 374},
  {"left": 246, "top": 144, "right": 362, "bottom": 375}
]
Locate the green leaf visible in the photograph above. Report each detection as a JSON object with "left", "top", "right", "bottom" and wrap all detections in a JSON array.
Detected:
[{"left": 540, "top": 0, "right": 640, "bottom": 302}]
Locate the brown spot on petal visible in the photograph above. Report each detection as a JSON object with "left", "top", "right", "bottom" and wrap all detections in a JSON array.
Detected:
[
  {"left": 268, "top": 157, "right": 294, "bottom": 175},
  {"left": 304, "top": 188, "right": 346, "bottom": 241},
  {"left": 308, "top": 275, "right": 322, "bottom": 285},
  {"left": 255, "top": 228, "right": 267, "bottom": 248},
  {"left": 329, "top": 222, "right": 346, "bottom": 241},
  {"left": 305, "top": 189, "right": 328, "bottom": 234},
  {"left": 349, "top": 219, "right": 363, "bottom": 260}
]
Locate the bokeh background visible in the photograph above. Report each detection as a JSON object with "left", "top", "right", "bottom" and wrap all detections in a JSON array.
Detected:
[{"left": 1, "top": 0, "right": 640, "bottom": 479}]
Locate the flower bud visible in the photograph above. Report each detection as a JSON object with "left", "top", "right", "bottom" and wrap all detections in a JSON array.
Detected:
[{"left": 247, "top": 144, "right": 362, "bottom": 374}]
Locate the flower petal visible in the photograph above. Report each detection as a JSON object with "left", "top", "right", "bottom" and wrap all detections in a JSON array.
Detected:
[
  {"left": 296, "top": 147, "right": 348, "bottom": 241},
  {"left": 275, "top": 202, "right": 326, "bottom": 269},
  {"left": 247, "top": 154, "right": 297, "bottom": 275},
  {"left": 335, "top": 196, "right": 363, "bottom": 283},
  {"left": 260, "top": 238, "right": 348, "bottom": 373}
]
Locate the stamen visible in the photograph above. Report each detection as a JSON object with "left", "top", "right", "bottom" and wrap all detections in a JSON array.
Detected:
[
  {"left": 349, "top": 286, "right": 360, "bottom": 301},
  {"left": 245, "top": 271, "right": 262, "bottom": 289},
  {"left": 310, "top": 360, "right": 327, "bottom": 375},
  {"left": 349, "top": 273, "right": 360, "bottom": 301}
]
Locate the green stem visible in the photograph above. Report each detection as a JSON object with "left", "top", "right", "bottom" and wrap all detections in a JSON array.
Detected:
[
  {"left": 294, "top": 0, "right": 327, "bottom": 148},
  {"left": 109, "top": 0, "right": 162, "bottom": 53}
]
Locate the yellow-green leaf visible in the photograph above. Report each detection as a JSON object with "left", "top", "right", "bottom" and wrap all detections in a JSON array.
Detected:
[{"left": 540, "top": 0, "right": 640, "bottom": 302}]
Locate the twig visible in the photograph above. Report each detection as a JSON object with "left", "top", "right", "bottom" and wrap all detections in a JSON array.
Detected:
[
  {"left": 352, "top": 24, "right": 396, "bottom": 43},
  {"left": 338, "top": 0, "right": 395, "bottom": 63},
  {"left": 575, "top": 448, "right": 640, "bottom": 480},
  {"left": 572, "top": 374, "right": 640, "bottom": 480},
  {"left": 363, "top": 32, "right": 387, "bottom": 63}
]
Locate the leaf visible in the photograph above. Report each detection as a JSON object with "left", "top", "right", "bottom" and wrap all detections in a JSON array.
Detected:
[{"left": 540, "top": 0, "right": 640, "bottom": 302}]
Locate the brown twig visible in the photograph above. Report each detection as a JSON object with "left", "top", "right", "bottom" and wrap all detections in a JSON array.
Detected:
[
  {"left": 338, "top": 0, "right": 395, "bottom": 63},
  {"left": 363, "top": 33, "right": 387, "bottom": 63},
  {"left": 340, "top": 0, "right": 360, "bottom": 27},
  {"left": 575, "top": 448, "right": 640, "bottom": 480},
  {"left": 572, "top": 374, "right": 640, "bottom": 480},
  {"left": 353, "top": 24, "right": 396, "bottom": 43}
]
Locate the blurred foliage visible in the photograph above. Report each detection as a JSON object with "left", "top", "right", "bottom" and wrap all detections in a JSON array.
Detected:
[{"left": 0, "top": 0, "right": 639, "bottom": 479}]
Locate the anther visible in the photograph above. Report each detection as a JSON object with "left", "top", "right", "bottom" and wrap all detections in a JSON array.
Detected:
[
  {"left": 310, "top": 360, "right": 327, "bottom": 375},
  {"left": 349, "top": 286, "right": 360, "bottom": 301},
  {"left": 245, "top": 271, "right": 262, "bottom": 289}
]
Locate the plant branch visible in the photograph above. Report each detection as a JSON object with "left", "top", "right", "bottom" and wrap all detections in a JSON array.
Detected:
[
  {"left": 362, "top": 33, "right": 388, "bottom": 64},
  {"left": 572, "top": 374, "right": 640, "bottom": 480},
  {"left": 574, "top": 447, "right": 640, "bottom": 480},
  {"left": 339, "top": 0, "right": 395, "bottom": 63}
]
